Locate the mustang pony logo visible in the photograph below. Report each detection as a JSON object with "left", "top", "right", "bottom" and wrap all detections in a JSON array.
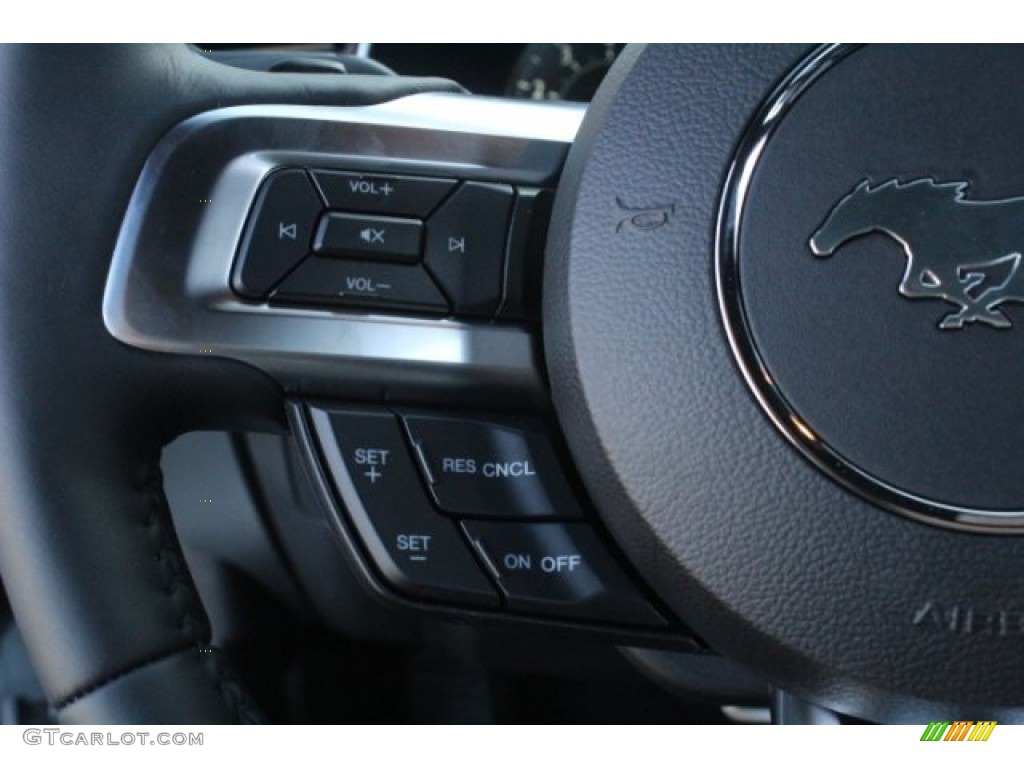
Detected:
[{"left": 809, "top": 179, "right": 1024, "bottom": 329}]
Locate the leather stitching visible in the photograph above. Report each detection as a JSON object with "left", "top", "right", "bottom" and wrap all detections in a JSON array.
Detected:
[
  {"left": 139, "top": 460, "right": 262, "bottom": 724},
  {"left": 53, "top": 644, "right": 260, "bottom": 724},
  {"left": 53, "top": 643, "right": 197, "bottom": 710},
  {"left": 201, "top": 649, "right": 263, "bottom": 725},
  {"left": 54, "top": 460, "right": 263, "bottom": 722},
  {"left": 140, "top": 461, "right": 207, "bottom": 640}
]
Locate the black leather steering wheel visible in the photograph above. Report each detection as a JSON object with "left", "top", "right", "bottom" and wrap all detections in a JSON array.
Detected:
[
  {"left": 2, "top": 43, "right": 1023, "bottom": 724},
  {"left": 0, "top": 44, "right": 461, "bottom": 723}
]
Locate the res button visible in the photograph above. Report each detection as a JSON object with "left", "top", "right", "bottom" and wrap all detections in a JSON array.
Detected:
[{"left": 401, "top": 413, "right": 583, "bottom": 519}]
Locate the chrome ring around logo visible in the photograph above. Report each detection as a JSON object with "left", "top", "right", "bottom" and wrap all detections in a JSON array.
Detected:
[{"left": 714, "top": 43, "right": 1024, "bottom": 534}]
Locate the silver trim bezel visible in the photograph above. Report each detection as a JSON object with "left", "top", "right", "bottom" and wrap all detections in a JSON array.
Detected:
[{"left": 103, "top": 93, "right": 585, "bottom": 401}]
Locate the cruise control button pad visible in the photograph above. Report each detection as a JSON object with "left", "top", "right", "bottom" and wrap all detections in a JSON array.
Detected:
[{"left": 306, "top": 404, "right": 665, "bottom": 630}]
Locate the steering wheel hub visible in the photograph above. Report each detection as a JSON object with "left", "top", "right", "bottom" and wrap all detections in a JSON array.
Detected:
[
  {"left": 546, "top": 44, "right": 1024, "bottom": 721},
  {"left": 722, "top": 44, "right": 1024, "bottom": 532}
]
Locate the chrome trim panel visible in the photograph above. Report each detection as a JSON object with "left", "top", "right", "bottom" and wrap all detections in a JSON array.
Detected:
[
  {"left": 716, "top": 44, "right": 1024, "bottom": 533},
  {"left": 104, "top": 94, "right": 585, "bottom": 400}
]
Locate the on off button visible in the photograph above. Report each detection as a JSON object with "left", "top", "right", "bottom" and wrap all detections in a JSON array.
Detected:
[{"left": 463, "top": 521, "right": 665, "bottom": 627}]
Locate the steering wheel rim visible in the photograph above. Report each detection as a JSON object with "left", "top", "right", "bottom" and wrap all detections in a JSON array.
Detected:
[{"left": 0, "top": 44, "right": 460, "bottom": 723}]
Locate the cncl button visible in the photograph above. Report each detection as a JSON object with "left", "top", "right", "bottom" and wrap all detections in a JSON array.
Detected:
[
  {"left": 401, "top": 413, "right": 583, "bottom": 519},
  {"left": 482, "top": 461, "right": 534, "bottom": 478},
  {"left": 463, "top": 522, "right": 665, "bottom": 627}
]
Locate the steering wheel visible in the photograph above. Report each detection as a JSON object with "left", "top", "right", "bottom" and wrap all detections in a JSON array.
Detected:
[{"left": 1, "top": 43, "right": 1020, "bottom": 724}]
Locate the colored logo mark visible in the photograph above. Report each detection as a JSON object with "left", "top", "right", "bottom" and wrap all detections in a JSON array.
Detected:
[{"left": 920, "top": 720, "right": 996, "bottom": 742}]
